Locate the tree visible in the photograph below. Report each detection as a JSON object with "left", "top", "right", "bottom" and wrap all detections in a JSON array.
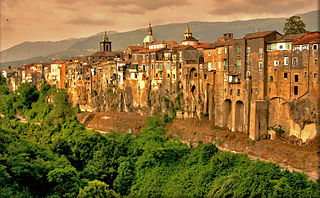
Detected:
[
  {"left": 283, "top": 16, "right": 308, "bottom": 35},
  {"left": 78, "top": 180, "right": 119, "bottom": 198}
]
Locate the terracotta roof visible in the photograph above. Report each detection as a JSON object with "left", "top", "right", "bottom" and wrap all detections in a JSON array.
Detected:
[
  {"left": 268, "top": 33, "right": 306, "bottom": 43},
  {"left": 137, "top": 48, "right": 163, "bottom": 53},
  {"left": 194, "top": 43, "right": 210, "bottom": 48},
  {"left": 245, "top": 31, "right": 278, "bottom": 39},
  {"left": 203, "top": 39, "right": 233, "bottom": 49},
  {"left": 293, "top": 32, "right": 320, "bottom": 45},
  {"left": 170, "top": 41, "right": 178, "bottom": 44},
  {"left": 23, "top": 63, "right": 35, "bottom": 68},
  {"left": 128, "top": 46, "right": 144, "bottom": 50},
  {"left": 173, "top": 45, "right": 196, "bottom": 51}
]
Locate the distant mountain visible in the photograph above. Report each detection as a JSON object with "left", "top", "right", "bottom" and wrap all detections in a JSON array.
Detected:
[
  {"left": 1, "top": 10, "right": 318, "bottom": 68},
  {"left": 0, "top": 38, "right": 85, "bottom": 63}
]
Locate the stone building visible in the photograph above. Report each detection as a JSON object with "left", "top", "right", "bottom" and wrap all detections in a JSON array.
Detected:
[{"left": 5, "top": 25, "right": 318, "bottom": 143}]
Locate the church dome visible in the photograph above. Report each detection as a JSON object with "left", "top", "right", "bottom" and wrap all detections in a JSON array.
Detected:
[{"left": 143, "top": 34, "right": 156, "bottom": 44}]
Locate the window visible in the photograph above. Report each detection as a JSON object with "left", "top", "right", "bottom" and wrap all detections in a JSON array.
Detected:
[
  {"left": 269, "top": 88, "right": 271, "bottom": 93},
  {"left": 225, "top": 47, "right": 227, "bottom": 54},
  {"left": 208, "top": 52, "right": 211, "bottom": 56},
  {"left": 304, "top": 72, "right": 307, "bottom": 79},
  {"left": 152, "top": 64, "right": 154, "bottom": 69},
  {"left": 155, "top": 63, "right": 159, "bottom": 69},
  {"left": 246, "top": 59, "right": 250, "bottom": 67},
  {"left": 284, "top": 73, "right": 288, "bottom": 79},
  {"left": 294, "top": 74, "right": 299, "bottom": 82},
  {"left": 246, "top": 47, "right": 250, "bottom": 56},
  {"left": 237, "top": 60, "right": 241, "bottom": 69},
  {"left": 167, "top": 74, "right": 170, "bottom": 78},
  {"left": 230, "top": 89, "right": 233, "bottom": 95},
  {"left": 270, "top": 76, "right": 273, "bottom": 82},
  {"left": 173, "top": 74, "right": 176, "bottom": 79},
  {"left": 237, "top": 46, "right": 241, "bottom": 56},
  {"left": 267, "top": 45, "right": 272, "bottom": 51},
  {"left": 284, "top": 57, "right": 289, "bottom": 65},
  {"left": 143, "top": 54, "right": 145, "bottom": 59},
  {"left": 204, "top": 74, "right": 207, "bottom": 79},
  {"left": 255, "top": 88, "right": 258, "bottom": 95},
  {"left": 142, "top": 64, "right": 146, "bottom": 71},
  {"left": 218, "top": 62, "right": 221, "bottom": 69},
  {"left": 314, "top": 44, "right": 318, "bottom": 50},
  {"left": 259, "top": 48, "right": 263, "bottom": 58},
  {"left": 259, "top": 62, "right": 263, "bottom": 71},
  {"left": 314, "top": 73, "right": 318, "bottom": 79},
  {"left": 274, "top": 60, "right": 279, "bottom": 66},
  {"left": 160, "top": 63, "right": 163, "bottom": 71},
  {"left": 223, "top": 59, "right": 227, "bottom": 70},
  {"left": 315, "top": 58, "right": 318, "bottom": 65},
  {"left": 246, "top": 71, "right": 250, "bottom": 78},
  {"left": 167, "top": 62, "right": 171, "bottom": 70},
  {"left": 293, "top": 57, "right": 298, "bottom": 65},
  {"left": 294, "top": 46, "right": 301, "bottom": 51},
  {"left": 208, "top": 62, "right": 212, "bottom": 71},
  {"left": 294, "top": 86, "right": 298, "bottom": 96},
  {"left": 237, "top": 89, "right": 240, "bottom": 96},
  {"left": 218, "top": 48, "right": 221, "bottom": 54}
]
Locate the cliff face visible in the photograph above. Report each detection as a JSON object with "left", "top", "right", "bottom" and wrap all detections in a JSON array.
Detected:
[{"left": 89, "top": 81, "right": 183, "bottom": 118}]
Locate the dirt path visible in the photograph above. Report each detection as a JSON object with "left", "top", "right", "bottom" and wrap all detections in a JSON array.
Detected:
[{"left": 79, "top": 111, "right": 319, "bottom": 182}]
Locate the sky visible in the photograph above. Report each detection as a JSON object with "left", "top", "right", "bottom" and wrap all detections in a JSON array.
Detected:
[{"left": 0, "top": 0, "right": 318, "bottom": 50}]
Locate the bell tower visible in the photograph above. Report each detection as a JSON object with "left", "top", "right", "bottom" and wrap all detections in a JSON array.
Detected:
[{"left": 100, "top": 31, "right": 111, "bottom": 52}]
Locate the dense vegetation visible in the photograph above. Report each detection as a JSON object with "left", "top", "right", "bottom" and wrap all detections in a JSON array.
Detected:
[{"left": 0, "top": 80, "right": 319, "bottom": 197}]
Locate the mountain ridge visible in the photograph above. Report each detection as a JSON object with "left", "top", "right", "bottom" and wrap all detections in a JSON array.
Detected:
[{"left": 1, "top": 10, "right": 318, "bottom": 67}]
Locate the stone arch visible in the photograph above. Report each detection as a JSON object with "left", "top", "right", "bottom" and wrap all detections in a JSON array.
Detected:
[
  {"left": 223, "top": 99, "right": 232, "bottom": 128},
  {"left": 235, "top": 100, "right": 244, "bottom": 132},
  {"left": 189, "top": 68, "right": 197, "bottom": 80}
]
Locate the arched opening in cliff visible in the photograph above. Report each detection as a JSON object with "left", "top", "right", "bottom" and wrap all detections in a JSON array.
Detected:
[
  {"left": 191, "top": 85, "right": 196, "bottom": 100},
  {"left": 190, "top": 68, "right": 197, "bottom": 80},
  {"left": 235, "top": 100, "right": 244, "bottom": 132},
  {"left": 223, "top": 99, "right": 232, "bottom": 128}
]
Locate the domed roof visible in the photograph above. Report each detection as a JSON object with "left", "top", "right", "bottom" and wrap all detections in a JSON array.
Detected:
[{"left": 143, "top": 34, "right": 156, "bottom": 44}]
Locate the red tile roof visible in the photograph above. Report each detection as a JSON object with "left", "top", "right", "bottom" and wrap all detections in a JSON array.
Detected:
[
  {"left": 170, "top": 41, "right": 178, "bottom": 44},
  {"left": 128, "top": 46, "right": 144, "bottom": 50},
  {"left": 293, "top": 32, "right": 320, "bottom": 45},
  {"left": 272, "top": 33, "right": 306, "bottom": 43},
  {"left": 137, "top": 48, "right": 163, "bottom": 53},
  {"left": 194, "top": 43, "right": 210, "bottom": 48}
]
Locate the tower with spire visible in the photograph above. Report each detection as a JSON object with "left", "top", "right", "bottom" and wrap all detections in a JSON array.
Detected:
[
  {"left": 143, "top": 21, "right": 156, "bottom": 48},
  {"left": 184, "top": 24, "right": 193, "bottom": 40},
  {"left": 182, "top": 24, "right": 199, "bottom": 46},
  {"left": 100, "top": 30, "right": 112, "bottom": 52}
]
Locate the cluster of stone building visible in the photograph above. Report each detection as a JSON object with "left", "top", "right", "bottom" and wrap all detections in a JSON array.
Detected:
[{"left": 1, "top": 23, "right": 319, "bottom": 142}]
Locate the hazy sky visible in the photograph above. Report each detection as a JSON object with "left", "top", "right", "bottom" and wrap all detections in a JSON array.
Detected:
[{"left": 0, "top": 0, "right": 318, "bottom": 50}]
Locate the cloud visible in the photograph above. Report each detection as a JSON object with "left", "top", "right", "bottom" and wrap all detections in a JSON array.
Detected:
[
  {"left": 210, "top": 0, "right": 317, "bottom": 15},
  {"left": 65, "top": 17, "right": 113, "bottom": 26}
]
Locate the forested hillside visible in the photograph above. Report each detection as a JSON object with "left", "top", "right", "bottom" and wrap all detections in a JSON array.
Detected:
[{"left": 0, "top": 77, "right": 319, "bottom": 197}]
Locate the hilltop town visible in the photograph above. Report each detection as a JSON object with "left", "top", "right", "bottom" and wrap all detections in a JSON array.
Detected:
[{"left": 1, "top": 23, "right": 319, "bottom": 142}]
